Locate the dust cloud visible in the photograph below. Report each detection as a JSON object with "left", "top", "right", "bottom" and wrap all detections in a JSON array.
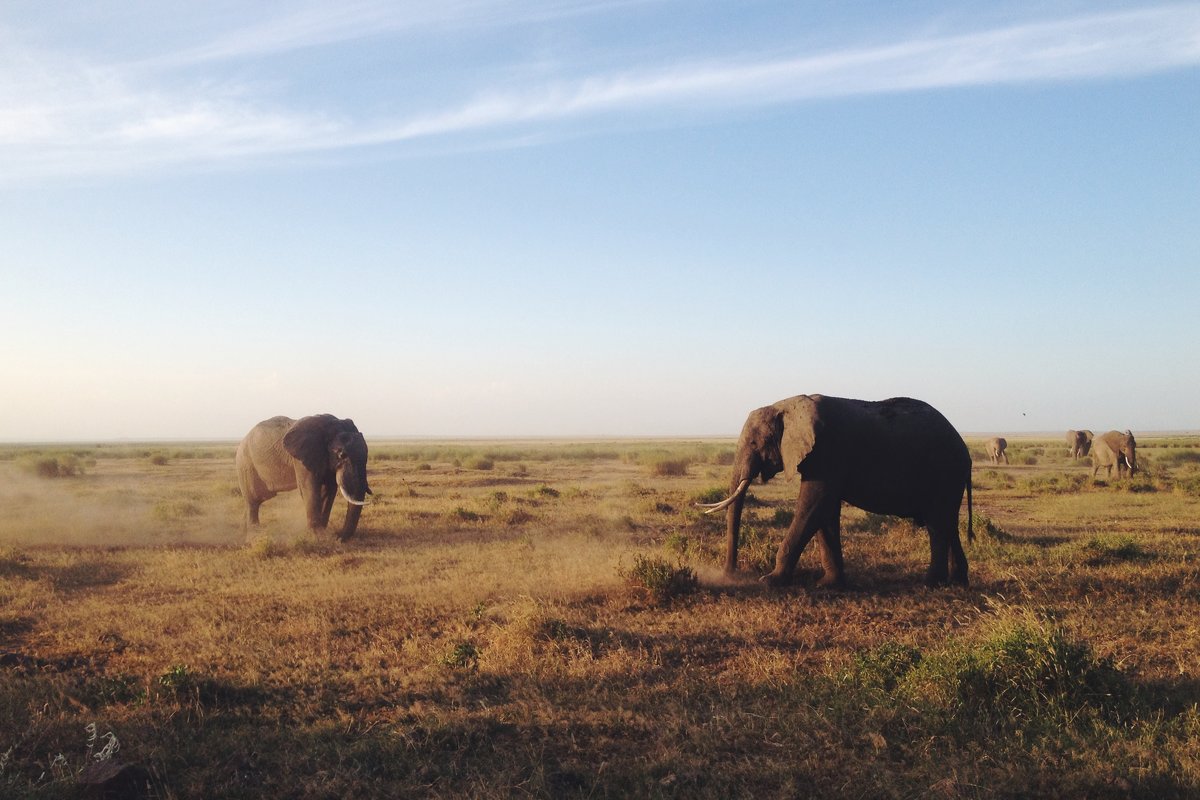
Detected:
[
  {"left": 0, "top": 465, "right": 246, "bottom": 548},
  {"left": 694, "top": 565, "right": 761, "bottom": 590}
]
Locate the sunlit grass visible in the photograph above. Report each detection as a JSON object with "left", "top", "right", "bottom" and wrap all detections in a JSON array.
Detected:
[{"left": 0, "top": 436, "right": 1198, "bottom": 796}]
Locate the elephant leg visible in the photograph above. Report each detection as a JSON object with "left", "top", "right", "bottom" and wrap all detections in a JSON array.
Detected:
[
  {"left": 926, "top": 507, "right": 968, "bottom": 588},
  {"left": 244, "top": 500, "right": 261, "bottom": 530},
  {"left": 319, "top": 484, "right": 336, "bottom": 527},
  {"left": 764, "top": 481, "right": 834, "bottom": 587},
  {"left": 297, "top": 476, "right": 327, "bottom": 534},
  {"left": 815, "top": 508, "right": 846, "bottom": 588},
  {"left": 238, "top": 471, "right": 271, "bottom": 532}
]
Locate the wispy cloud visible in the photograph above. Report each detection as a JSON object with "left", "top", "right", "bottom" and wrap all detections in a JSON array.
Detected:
[
  {"left": 154, "top": 0, "right": 656, "bottom": 65},
  {"left": 2, "top": 4, "right": 1197, "bottom": 180},
  {"left": 368, "top": 4, "right": 1200, "bottom": 138}
]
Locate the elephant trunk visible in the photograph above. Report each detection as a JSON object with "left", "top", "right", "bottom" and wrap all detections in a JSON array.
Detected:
[
  {"left": 339, "top": 502, "right": 363, "bottom": 541},
  {"left": 724, "top": 486, "right": 749, "bottom": 573},
  {"left": 719, "top": 447, "right": 770, "bottom": 573},
  {"left": 335, "top": 463, "right": 370, "bottom": 540},
  {"left": 694, "top": 449, "right": 760, "bottom": 574}
]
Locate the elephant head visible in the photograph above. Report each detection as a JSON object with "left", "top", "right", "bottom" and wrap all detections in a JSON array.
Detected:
[
  {"left": 282, "top": 415, "right": 372, "bottom": 538},
  {"left": 1067, "top": 429, "right": 1093, "bottom": 459},
  {"left": 699, "top": 397, "right": 818, "bottom": 574},
  {"left": 1113, "top": 430, "right": 1137, "bottom": 475}
]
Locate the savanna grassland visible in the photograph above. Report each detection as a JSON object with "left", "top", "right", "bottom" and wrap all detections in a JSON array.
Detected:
[{"left": 2, "top": 436, "right": 1200, "bottom": 799}]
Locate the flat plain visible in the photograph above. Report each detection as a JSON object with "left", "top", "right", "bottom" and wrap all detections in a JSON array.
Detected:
[{"left": 2, "top": 436, "right": 1199, "bottom": 798}]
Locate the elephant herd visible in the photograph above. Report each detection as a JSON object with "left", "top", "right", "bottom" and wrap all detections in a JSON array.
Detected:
[
  {"left": 235, "top": 402, "right": 1138, "bottom": 592},
  {"left": 984, "top": 429, "right": 1138, "bottom": 479}
]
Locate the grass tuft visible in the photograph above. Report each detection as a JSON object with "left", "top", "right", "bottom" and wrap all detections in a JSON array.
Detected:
[
  {"left": 622, "top": 554, "right": 697, "bottom": 603},
  {"left": 649, "top": 458, "right": 689, "bottom": 477},
  {"left": 16, "top": 454, "right": 83, "bottom": 478}
]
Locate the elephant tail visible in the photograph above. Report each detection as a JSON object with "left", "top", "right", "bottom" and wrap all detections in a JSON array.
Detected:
[{"left": 966, "top": 470, "right": 975, "bottom": 544}]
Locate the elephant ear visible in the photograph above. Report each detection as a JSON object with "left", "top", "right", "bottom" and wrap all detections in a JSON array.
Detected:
[
  {"left": 777, "top": 395, "right": 819, "bottom": 480},
  {"left": 283, "top": 414, "right": 337, "bottom": 474}
]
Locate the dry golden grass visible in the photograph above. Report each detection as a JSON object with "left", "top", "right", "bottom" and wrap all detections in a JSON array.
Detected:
[{"left": 1, "top": 436, "right": 1199, "bottom": 798}]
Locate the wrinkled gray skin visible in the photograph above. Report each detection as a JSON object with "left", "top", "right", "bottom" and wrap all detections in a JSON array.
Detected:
[
  {"left": 1091, "top": 430, "right": 1137, "bottom": 479},
  {"left": 1067, "top": 429, "right": 1094, "bottom": 459},
  {"left": 236, "top": 414, "right": 371, "bottom": 540},
  {"left": 986, "top": 437, "right": 1009, "bottom": 465},
  {"left": 705, "top": 395, "right": 973, "bottom": 588}
]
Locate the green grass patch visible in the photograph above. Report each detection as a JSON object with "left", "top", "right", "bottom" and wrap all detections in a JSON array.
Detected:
[{"left": 622, "top": 555, "right": 697, "bottom": 603}]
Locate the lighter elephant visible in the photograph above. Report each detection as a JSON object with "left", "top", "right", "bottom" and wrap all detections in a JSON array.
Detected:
[
  {"left": 698, "top": 395, "right": 973, "bottom": 588},
  {"left": 236, "top": 414, "right": 371, "bottom": 540},
  {"left": 1091, "top": 430, "right": 1137, "bottom": 479},
  {"left": 1067, "top": 429, "right": 1093, "bottom": 459},
  {"left": 986, "top": 437, "right": 1009, "bottom": 465}
]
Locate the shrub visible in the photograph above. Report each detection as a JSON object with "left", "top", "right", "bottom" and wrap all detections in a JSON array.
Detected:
[
  {"left": 451, "top": 507, "right": 481, "bottom": 522},
  {"left": 499, "top": 507, "right": 534, "bottom": 526},
  {"left": 664, "top": 532, "right": 691, "bottom": 555},
  {"left": 694, "top": 486, "right": 727, "bottom": 505},
  {"left": 158, "top": 664, "right": 196, "bottom": 696},
  {"left": 247, "top": 536, "right": 277, "bottom": 559},
  {"left": 770, "top": 508, "right": 794, "bottom": 528},
  {"left": 623, "top": 555, "right": 697, "bottom": 603},
  {"left": 649, "top": 459, "right": 689, "bottom": 477},
  {"left": 897, "top": 616, "right": 1130, "bottom": 725},
  {"left": 17, "top": 454, "right": 82, "bottom": 478},
  {"left": 1080, "top": 535, "right": 1147, "bottom": 564},
  {"left": 1023, "top": 473, "right": 1088, "bottom": 495},
  {"left": 441, "top": 641, "right": 479, "bottom": 670},
  {"left": 149, "top": 453, "right": 170, "bottom": 466},
  {"left": 464, "top": 456, "right": 494, "bottom": 471}
]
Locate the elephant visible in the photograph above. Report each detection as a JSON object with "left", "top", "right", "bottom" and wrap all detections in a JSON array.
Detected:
[
  {"left": 1067, "top": 429, "right": 1094, "bottom": 459},
  {"left": 1091, "top": 430, "right": 1137, "bottom": 479},
  {"left": 236, "top": 414, "right": 371, "bottom": 540},
  {"left": 986, "top": 437, "right": 1009, "bottom": 465},
  {"left": 698, "top": 395, "right": 973, "bottom": 588}
]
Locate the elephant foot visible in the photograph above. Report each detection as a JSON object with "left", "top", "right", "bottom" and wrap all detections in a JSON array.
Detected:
[
  {"left": 924, "top": 571, "right": 948, "bottom": 588},
  {"left": 925, "top": 571, "right": 968, "bottom": 589},
  {"left": 760, "top": 570, "right": 793, "bottom": 588},
  {"left": 817, "top": 571, "right": 846, "bottom": 589}
]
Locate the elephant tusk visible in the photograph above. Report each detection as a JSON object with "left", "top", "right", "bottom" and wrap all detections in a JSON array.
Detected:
[
  {"left": 696, "top": 479, "right": 749, "bottom": 514},
  {"left": 339, "top": 485, "right": 369, "bottom": 506}
]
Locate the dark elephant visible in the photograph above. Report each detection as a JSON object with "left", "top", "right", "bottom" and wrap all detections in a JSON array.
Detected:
[
  {"left": 236, "top": 414, "right": 371, "bottom": 540},
  {"left": 699, "top": 395, "right": 973, "bottom": 588},
  {"left": 1067, "top": 429, "right": 1093, "bottom": 459},
  {"left": 1091, "top": 430, "right": 1137, "bottom": 479},
  {"left": 986, "top": 437, "right": 1009, "bottom": 465}
]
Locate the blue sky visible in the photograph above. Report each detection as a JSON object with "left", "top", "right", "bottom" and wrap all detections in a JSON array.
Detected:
[{"left": 1, "top": 1, "right": 1197, "bottom": 440}]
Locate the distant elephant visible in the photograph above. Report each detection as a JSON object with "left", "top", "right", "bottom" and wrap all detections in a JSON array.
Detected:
[
  {"left": 986, "top": 437, "right": 1009, "bottom": 465},
  {"left": 698, "top": 395, "right": 973, "bottom": 588},
  {"left": 1091, "top": 430, "right": 1137, "bottom": 479},
  {"left": 236, "top": 414, "right": 371, "bottom": 540},
  {"left": 1067, "top": 429, "right": 1093, "bottom": 459}
]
